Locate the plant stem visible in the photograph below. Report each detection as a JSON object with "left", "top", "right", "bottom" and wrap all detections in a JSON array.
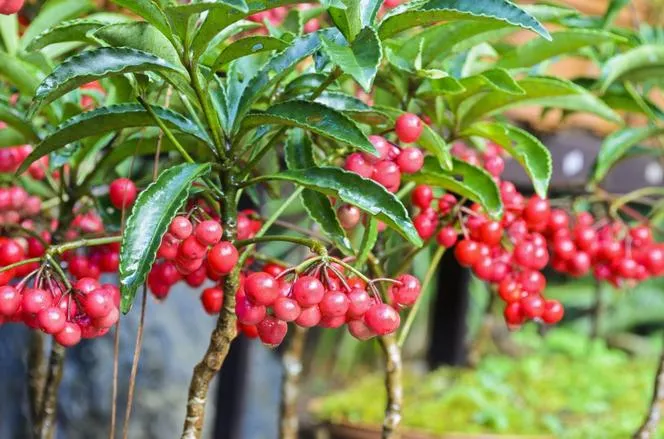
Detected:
[
  {"left": 634, "top": 338, "right": 664, "bottom": 439},
  {"left": 397, "top": 247, "right": 445, "bottom": 347},
  {"left": 27, "top": 331, "right": 46, "bottom": 431},
  {"left": 279, "top": 326, "right": 307, "bottom": 439},
  {"left": 236, "top": 235, "right": 326, "bottom": 254},
  {"left": 37, "top": 343, "right": 65, "bottom": 439},
  {"left": 0, "top": 257, "right": 42, "bottom": 273},
  {"left": 378, "top": 334, "right": 403, "bottom": 439}
]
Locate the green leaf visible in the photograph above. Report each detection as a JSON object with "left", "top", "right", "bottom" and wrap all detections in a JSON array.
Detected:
[
  {"left": 0, "top": 101, "right": 40, "bottom": 143},
  {"left": 0, "top": 127, "right": 27, "bottom": 147},
  {"left": 0, "top": 52, "right": 43, "bottom": 96},
  {"left": 329, "top": 0, "right": 383, "bottom": 41},
  {"left": 379, "top": 0, "right": 550, "bottom": 41},
  {"left": 313, "top": 92, "right": 390, "bottom": 125},
  {"left": 458, "top": 76, "right": 621, "bottom": 127},
  {"left": 120, "top": 163, "right": 211, "bottom": 312},
  {"left": 284, "top": 128, "right": 353, "bottom": 255},
  {"left": 479, "top": 68, "right": 524, "bottom": 94},
  {"left": 26, "top": 19, "right": 106, "bottom": 51},
  {"left": 111, "top": 0, "right": 174, "bottom": 42},
  {"left": 355, "top": 217, "right": 378, "bottom": 269},
  {"left": 497, "top": 29, "right": 624, "bottom": 70},
  {"left": 20, "top": 0, "right": 95, "bottom": 50},
  {"left": 17, "top": 104, "right": 212, "bottom": 175},
  {"left": 212, "top": 36, "right": 288, "bottom": 69},
  {"left": 232, "top": 28, "right": 342, "bottom": 130},
  {"left": 377, "top": 106, "right": 452, "bottom": 170},
  {"left": 405, "top": 157, "right": 503, "bottom": 219},
  {"left": 265, "top": 167, "right": 422, "bottom": 246},
  {"left": 321, "top": 27, "right": 382, "bottom": 92},
  {"left": 243, "top": 100, "right": 376, "bottom": 155},
  {"left": 600, "top": 45, "right": 664, "bottom": 91},
  {"left": 0, "top": 15, "right": 19, "bottom": 55},
  {"left": 30, "top": 47, "right": 186, "bottom": 116},
  {"left": 591, "top": 126, "right": 664, "bottom": 185},
  {"left": 190, "top": 0, "right": 300, "bottom": 59},
  {"left": 460, "top": 122, "right": 551, "bottom": 198}
]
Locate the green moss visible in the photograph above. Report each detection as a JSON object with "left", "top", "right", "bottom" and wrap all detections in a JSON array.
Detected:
[{"left": 312, "top": 330, "right": 663, "bottom": 438}]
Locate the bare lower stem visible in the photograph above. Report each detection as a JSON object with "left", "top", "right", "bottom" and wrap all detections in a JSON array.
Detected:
[
  {"left": 109, "top": 320, "right": 121, "bottom": 439},
  {"left": 28, "top": 332, "right": 46, "bottom": 433},
  {"left": 378, "top": 334, "right": 403, "bottom": 439},
  {"left": 279, "top": 326, "right": 307, "bottom": 439},
  {"left": 37, "top": 343, "right": 66, "bottom": 439},
  {"left": 634, "top": 344, "right": 664, "bottom": 438}
]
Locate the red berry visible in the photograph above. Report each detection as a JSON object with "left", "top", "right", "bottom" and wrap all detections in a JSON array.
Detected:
[
  {"left": 414, "top": 214, "right": 437, "bottom": 240},
  {"left": 523, "top": 196, "right": 550, "bottom": 226},
  {"left": 295, "top": 305, "right": 321, "bottom": 328},
  {"left": 348, "top": 319, "right": 375, "bottom": 340},
  {"left": 292, "top": 276, "right": 325, "bottom": 307},
  {"left": 38, "top": 307, "right": 67, "bottom": 334},
  {"left": 372, "top": 160, "right": 401, "bottom": 190},
  {"left": 109, "top": 178, "right": 137, "bottom": 209},
  {"left": 337, "top": 205, "right": 361, "bottom": 230},
  {"left": 472, "top": 256, "right": 494, "bottom": 281},
  {"left": 200, "top": 287, "right": 224, "bottom": 315},
  {"left": 194, "top": 220, "right": 223, "bottom": 246},
  {"left": 169, "top": 216, "right": 193, "bottom": 240},
  {"left": 365, "top": 135, "right": 391, "bottom": 163},
  {"left": 520, "top": 270, "right": 546, "bottom": 294},
  {"left": 319, "top": 290, "right": 350, "bottom": 318},
  {"left": 0, "top": 286, "right": 20, "bottom": 316},
  {"left": 245, "top": 272, "right": 279, "bottom": 306},
  {"left": 412, "top": 185, "right": 433, "bottom": 209},
  {"left": 454, "top": 240, "right": 481, "bottom": 267},
  {"left": 208, "top": 242, "right": 239, "bottom": 275},
  {"left": 83, "top": 288, "right": 112, "bottom": 318},
  {"left": 235, "top": 296, "right": 267, "bottom": 325},
  {"left": 484, "top": 155, "right": 505, "bottom": 177},
  {"left": 178, "top": 236, "right": 207, "bottom": 260},
  {"left": 542, "top": 300, "right": 564, "bottom": 324},
  {"left": 344, "top": 153, "right": 373, "bottom": 178},
  {"left": 272, "top": 297, "right": 301, "bottom": 322},
  {"left": 479, "top": 221, "right": 503, "bottom": 246},
  {"left": 55, "top": 322, "right": 82, "bottom": 347},
  {"left": 395, "top": 113, "right": 423, "bottom": 143},
  {"left": 257, "top": 316, "right": 288, "bottom": 347},
  {"left": 94, "top": 307, "right": 120, "bottom": 329},
  {"left": 436, "top": 227, "right": 458, "bottom": 248},
  {"left": 498, "top": 278, "right": 521, "bottom": 303},
  {"left": 364, "top": 303, "right": 400, "bottom": 335},
  {"left": 520, "top": 295, "right": 544, "bottom": 319},
  {"left": 392, "top": 274, "right": 421, "bottom": 306},
  {"left": 22, "top": 288, "right": 52, "bottom": 314},
  {"left": 346, "top": 288, "right": 372, "bottom": 319},
  {"left": 504, "top": 302, "right": 525, "bottom": 327},
  {"left": 396, "top": 148, "right": 424, "bottom": 173}
]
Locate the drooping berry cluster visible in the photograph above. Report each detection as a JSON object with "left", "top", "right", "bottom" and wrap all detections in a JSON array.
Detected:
[
  {"left": 0, "top": 277, "right": 120, "bottom": 347},
  {"left": 206, "top": 262, "right": 422, "bottom": 347}
]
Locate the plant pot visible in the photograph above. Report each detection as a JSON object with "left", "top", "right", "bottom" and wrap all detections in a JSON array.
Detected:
[{"left": 317, "top": 422, "right": 555, "bottom": 439}]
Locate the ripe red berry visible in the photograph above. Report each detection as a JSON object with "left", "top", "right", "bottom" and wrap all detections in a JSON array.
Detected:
[
  {"left": 454, "top": 240, "right": 481, "bottom": 267},
  {"left": 257, "top": 316, "right": 288, "bottom": 347},
  {"left": 319, "top": 290, "right": 350, "bottom": 318},
  {"left": 37, "top": 307, "right": 66, "bottom": 334},
  {"left": 364, "top": 303, "right": 400, "bottom": 336},
  {"left": 498, "top": 278, "right": 521, "bottom": 303},
  {"left": 523, "top": 196, "right": 550, "bottom": 226},
  {"left": 55, "top": 322, "right": 82, "bottom": 347},
  {"left": 235, "top": 296, "right": 267, "bottom": 325},
  {"left": 109, "top": 178, "right": 137, "bottom": 209},
  {"left": 0, "top": 286, "right": 20, "bottom": 316},
  {"left": 83, "top": 288, "right": 112, "bottom": 318},
  {"left": 520, "top": 295, "right": 544, "bottom": 319},
  {"left": 292, "top": 276, "right": 325, "bottom": 307},
  {"left": 414, "top": 214, "right": 437, "bottom": 240},
  {"left": 194, "top": 220, "right": 223, "bottom": 246},
  {"left": 337, "top": 205, "right": 361, "bottom": 230},
  {"left": 479, "top": 221, "right": 503, "bottom": 246},
  {"left": 542, "top": 300, "right": 564, "bottom": 324},
  {"left": 94, "top": 308, "right": 120, "bottom": 329},
  {"left": 295, "top": 305, "right": 322, "bottom": 328},
  {"left": 392, "top": 274, "right": 421, "bottom": 307},
  {"left": 22, "top": 288, "right": 52, "bottom": 314},
  {"left": 484, "top": 155, "right": 505, "bottom": 177},
  {"left": 412, "top": 185, "right": 433, "bottom": 209},
  {"left": 503, "top": 302, "right": 525, "bottom": 327},
  {"left": 436, "top": 227, "right": 458, "bottom": 248},
  {"left": 372, "top": 160, "right": 401, "bottom": 190},
  {"left": 344, "top": 153, "right": 373, "bottom": 178},
  {"left": 365, "top": 135, "right": 391, "bottom": 163},
  {"left": 346, "top": 288, "right": 372, "bottom": 319},
  {"left": 395, "top": 113, "right": 423, "bottom": 143},
  {"left": 169, "top": 216, "right": 193, "bottom": 240},
  {"left": 245, "top": 272, "right": 279, "bottom": 306},
  {"left": 200, "top": 287, "right": 224, "bottom": 315},
  {"left": 396, "top": 148, "right": 424, "bottom": 174},
  {"left": 208, "top": 241, "right": 239, "bottom": 275},
  {"left": 178, "top": 236, "right": 208, "bottom": 260},
  {"left": 348, "top": 319, "right": 375, "bottom": 340},
  {"left": 273, "top": 297, "right": 301, "bottom": 322}
]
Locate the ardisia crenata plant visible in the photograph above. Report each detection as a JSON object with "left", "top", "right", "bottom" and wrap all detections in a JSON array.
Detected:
[{"left": 0, "top": 0, "right": 662, "bottom": 439}]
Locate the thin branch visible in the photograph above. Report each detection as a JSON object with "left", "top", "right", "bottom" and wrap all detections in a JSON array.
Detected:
[
  {"left": 37, "top": 343, "right": 66, "bottom": 439},
  {"left": 378, "top": 334, "right": 403, "bottom": 439},
  {"left": 634, "top": 338, "right": 664, "bottom": 439},
  {"left": 279, "top": 326, "right": 307, "bottom": 439}
]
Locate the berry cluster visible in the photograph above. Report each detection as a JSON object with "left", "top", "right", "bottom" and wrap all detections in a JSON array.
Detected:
[
  {"left": 0, "top": 277, "right": 120, "bottom": 347},
  {"left": 206, "top": 262, "right": 421, "bottom": 347},
  {"left": 0, "top": 144, "right": 49, "bottom": 179},
  {"left": 0, "top": 185, "right": 42, "bottom": 225}
]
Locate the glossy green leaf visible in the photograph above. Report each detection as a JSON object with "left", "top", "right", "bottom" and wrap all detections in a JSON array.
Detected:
[
  {"left": 284, "top": 129, "right": 353, "bottom": 255},
  {"left": 497, "top": 30, "right": 624, "bottom": 69},
  {"left": 266, "top": 167, "right": 422, "bottom": 246},
  {"left": 313, "top": 92, "right": 390, "bottom": 125},
  {"left": 165, "top": 1, "right": 249, "bottom": 42},
  {"left": 190, "top": 0, "right": 302, "bottom": 59},
  {"left": 232, "top": 28, "right": 342, "bottom": 130},
  {"left": 120, "top": 163, "right": 212, "bottom": 312},
  {"left": 0, "top": 102, "right": 40, "bottom": 143},
  {"left": 17, "top": 104, "right": 212, "bottom": 175},
  {"left": 329, "top": 0, "right": 383, "bottom": 41},
  {"left": 20, "top": 0, "right": 95, "bottom": 50},
  {"left": 600, "top": 45, "right": 664, "bottom": 91},
  {"left": 458, "top": 76, "right": 621, "bottom": 127},
  {"left": 479, "top": 68, "right": 524, "bottom": 94},
  {"left": 92, "top": 22, "right": 182, "bottom": 67},
  {"left": 355, "top": 216, "right": 378, "bottom": 269},
  {"left": 213, "top": 36, "right": 288, "bottom": 69},
  {"left": 111, "top": 0, "right": 174, "bottom": 42},
  {"left": 26, "top": 19, "right": 104, "bottom": 51},
  {"left": 460, "top": 122, "right": 551, "bottom": 197},
  {"left": 243, "top": 100, "right": 376, "bottom": 155},
  {"left": 379, "top": 0, "right": 550, "bottom": 40},
  {"left": 405, "top": 157, "right": 503, "bottom": 219},
  {"left": 321, "top": 27, "right": 382, "bottom": 92},
  {"left": 30, "top": 47, "right": 186, "bottom": 115},
  {"left": 377, "top": 106, "right": 452, "bottom": 170},
  {"left": 591, "top": 126, "right": 664, "bottom": 185}
]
